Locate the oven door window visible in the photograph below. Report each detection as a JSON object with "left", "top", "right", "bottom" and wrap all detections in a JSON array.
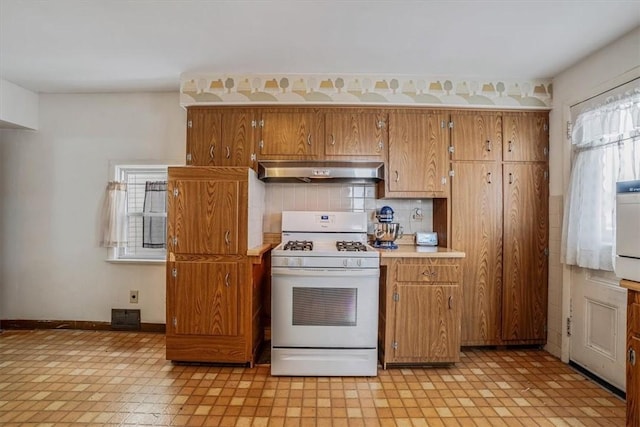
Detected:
[{"left": 292, "top": 287, "right": 356, "bottom": 326}]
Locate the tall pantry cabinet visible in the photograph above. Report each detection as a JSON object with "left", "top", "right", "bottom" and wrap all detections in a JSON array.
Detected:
[
  {"left": 450, "top": 111, "right": 549, "bottom": 346},
  {"left": 165, "top": 166, "right": 267, "bottom": 364}
]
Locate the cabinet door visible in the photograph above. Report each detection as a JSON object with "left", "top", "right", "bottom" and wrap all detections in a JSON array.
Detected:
[
  {"left": 259, "top": 111, "right": 322, "bottom": 159},
  {"left": 628, "top": 335, "right": 640, "bottom": 424},
  {"left": 451, "top": 162, "right": 503, "bottom": 345},
  {"left": 394, "top": 284, "right": 461, "bottom": 362},
  {"left": 172, "top": 179, "right": 239, "bottom": 255},
  {"left": 451, "top": 112, "right": 502, "bottom": 161},
  {"left": 502, "top": 163, "right": 548, "bottom": 341},
  {"left": 324, "top": 112, "right": 386, "bottom": 158},
  {"left": 171, "top": 261, "right": 239, "bottom": 337},
  {"left": 387, "top": 111, "right": 448, "bottom": 195},
  {"left": 187, "top": 109, "right": 221, "bottom": 166},
  {"left": 503, "top": 113, "right": 549, "bottom": 162},
  {"left": 219, "top": 109, "right": 256, "bottom": 167}
]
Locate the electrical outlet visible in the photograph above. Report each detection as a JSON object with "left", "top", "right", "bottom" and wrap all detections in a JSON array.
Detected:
[
  {"left": 129, "top": 290, "right": 139, "bottom": 304},
  {"left": 412, "top": 208, "right": 424, "bottom": 221}
]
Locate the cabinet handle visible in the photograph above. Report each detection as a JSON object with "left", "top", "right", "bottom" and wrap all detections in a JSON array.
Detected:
[
  {"left": 422, "top": 270, "right": 436, "bottom": 277},
  {"left": 508, "top": 172, "right": 514, "bottom": 184},
  {"left": 209, "top": 145, "right": 215, "bottom": 159},
  {"left": 225, "top": 146, "right": 230, "bottom": 159},
  {"left": 395, "top": 171, "right": 400, "bottom": 182},
  {"left": 508, "top": 140, "right": 513, "bottom": 152},
  {"left": 330, "top": 134, "right": 335, "bottom": 145},
  {"left": 377, "top": 141, "right": 383, "bottom": 152},
  {"left": 630, "top": 348, "right": 636, "bottom": 366},
  {"left": 486, "top": 172, "right": 492, "bottom": 184},
  {"left": 224, "top": 230, "right": 231, "bottom": 245},
  {"left": 225, "top": 272, "right": 230, "bottom": 288},
  {"left": 544, "top": 147, "right": 549, "bottom": 157},
  {"left": 485, "top": 140, "right": 492, "bottom": 152},
  {"left": 448, "top": 296, "right": 453, "bottom": 309},
  {"left": 307, "top": 134, "right": 312, "bottom": 145}
]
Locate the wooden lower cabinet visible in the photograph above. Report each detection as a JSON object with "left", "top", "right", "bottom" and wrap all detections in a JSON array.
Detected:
[
  {"left": 626, "top": 285, "right": 640, "bottom": 426},
  {"left": 166, "top": 255, "right": 267, "bottom": 365},
  {"left": 379, "top": 257, "right": 462, "bottom": 368}
]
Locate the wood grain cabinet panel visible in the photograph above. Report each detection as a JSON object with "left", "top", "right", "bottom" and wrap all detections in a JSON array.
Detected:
[
  {"left": 502, "top": 163, "right": 548, "bottom": 342},
  {"left": 187, "top": 108, "right": 221, "bottom": 166},
  {"left": 503, "top": 112, "right": 549, "bottom": 162},
  {"left": 324, "top": 111, "right": 386, "bottom": 159},
  {"left": 627, "top": 289, "right": 640, "bottom": 426},
  {"left": 259, "top": 111, "right": 323, "bottom": 159},
  {"left": 451, "top": 162, "right": 503, "bottom": 346},
  {"left": 173, "top": 261, "right": 239, "bottom": 336},
  {"left": 171, "top": 180, "right": 240, "bottom": 255},
  {"left": 186, "top": 108, "right": 257, "bottom": 168},
  {"left": 383, "top": 111, "right": 449, "bottom": 198},
  {"left": 451, "top": 112, "right": 502, "bottom": 161}
]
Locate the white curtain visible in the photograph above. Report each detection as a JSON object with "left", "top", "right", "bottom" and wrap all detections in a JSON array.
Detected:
[
  {"left": 100, "top": 181, "right": 128, "bottom": 247},
  {"left": 562, "top": 91, "right": 640, "bottom": 270}
]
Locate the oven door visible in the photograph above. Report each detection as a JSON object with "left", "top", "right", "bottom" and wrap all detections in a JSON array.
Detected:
[{"left": 271, "top": 267, "right": 379, "bottom": 348}]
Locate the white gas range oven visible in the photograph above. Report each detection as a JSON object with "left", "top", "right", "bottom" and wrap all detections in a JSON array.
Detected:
[{"left": 270, "top": 211, "right": 380, "bottom": 376}]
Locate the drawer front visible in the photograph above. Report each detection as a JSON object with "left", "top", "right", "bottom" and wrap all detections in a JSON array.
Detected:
[{"left": 396, "top": 264, "right": 460, "bottom": 283}]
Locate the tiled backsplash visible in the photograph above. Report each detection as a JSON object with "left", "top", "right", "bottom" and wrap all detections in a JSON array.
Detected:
[{"left": 264, "top": 183, "right": 434, "bottom": 235}]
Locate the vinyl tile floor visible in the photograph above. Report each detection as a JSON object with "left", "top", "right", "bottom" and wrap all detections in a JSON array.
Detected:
[{"left": 0, "top": 329, "right": 626, "bottom": 426}]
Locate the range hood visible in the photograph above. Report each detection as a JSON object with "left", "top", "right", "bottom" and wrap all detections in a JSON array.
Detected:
[{"left": 258, "top": 161, "right": 384, "bottom": 183}]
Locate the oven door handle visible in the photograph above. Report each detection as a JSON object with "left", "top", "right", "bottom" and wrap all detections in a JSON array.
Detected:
[{"left": 272, "top": 268, "right": 380, "bottom": 278}]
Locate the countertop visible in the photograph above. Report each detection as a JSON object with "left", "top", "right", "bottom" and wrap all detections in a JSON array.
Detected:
[
  {"left": 247, "top": 243, "right": 273, "bottom": 257},
  {"left": 621, "top": 279, "right": 640, "bottom": 292},
  {"left": 376, "top": 245, "right": 466, "bottom": 259}
]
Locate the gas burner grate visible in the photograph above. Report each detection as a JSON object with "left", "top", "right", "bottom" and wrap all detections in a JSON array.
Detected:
[
  {"left": 283, "top": 240, "right": 313, "bottom": 251},
  {"left": 336, "top": 241, "right": 367, "bottom": 252}
]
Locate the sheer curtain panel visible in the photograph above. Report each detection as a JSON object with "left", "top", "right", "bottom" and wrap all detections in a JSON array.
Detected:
[
  {"left": 100, "top": 181, "right": 128, "bottom": 247},
  {"left": 562, "top": 91, "right": 640, "bottom": 270}
]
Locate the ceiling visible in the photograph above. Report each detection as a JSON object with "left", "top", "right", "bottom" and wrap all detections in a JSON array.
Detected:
[{"left": 1, "top": 0, "right": 639, "bottom": 94}]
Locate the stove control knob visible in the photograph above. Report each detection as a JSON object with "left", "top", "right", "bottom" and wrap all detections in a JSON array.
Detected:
[
  {"left": 283, "top": 258, "right": 290, "bottom": 266},
  {"left": 297, "top": 258, "right": 303, "bottom": 267},
  {"left": 343, "top": 259, "right": 348, "bottom": 267},
  {"left": 357, "top": 259, "right": 362, "bottom": 267}
]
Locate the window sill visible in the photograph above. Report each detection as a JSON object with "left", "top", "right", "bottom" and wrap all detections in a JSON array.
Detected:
[{"left": 106, "top": 258, "right": 166, "bottom": 265}]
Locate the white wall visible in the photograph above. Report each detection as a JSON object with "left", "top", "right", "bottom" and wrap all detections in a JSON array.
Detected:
[
  {"left": 547, "top": 27, "right": 640, "bottom": 358},
  {"left": 0, "top": 92, "right": 186, "bottom": 323},
  {"left": 0, "top": 79, "right": 39, "bottom": 130}
]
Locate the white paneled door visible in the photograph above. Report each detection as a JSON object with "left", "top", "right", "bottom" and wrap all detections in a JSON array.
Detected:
[{"left": 570, "top": 267, "right": 627, "bottom": 390}]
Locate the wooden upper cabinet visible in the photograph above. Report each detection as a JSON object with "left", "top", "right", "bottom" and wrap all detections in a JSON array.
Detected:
[
  {"left": 172, "top": 261, "right": 239, "bottom": 337},
  {"left": 502, "top": 163, "right": 548, "bottom": 342},
  {"left": 324, "top": 111, "right": 387, "bottom": 159},
  {"left": 186, "top": 108, "right": 257, "bottom": 168},
  {"left": 187, "top": 108, "right": 221, "bottom": 166},
  {"left": 170, "top": 177, "right": 241, "bottom": 255},
  {"left": 503, "top": 112, "right": 549, "bottom": 162},
  {"left": 384, "top": 111, "right": 449, "bottom": 197},
  {"left": 450, "top": 112, "right": 502, "bottom": 161},
  {"left": 258, "top": 110, "right": 323, "bottom": 159}
]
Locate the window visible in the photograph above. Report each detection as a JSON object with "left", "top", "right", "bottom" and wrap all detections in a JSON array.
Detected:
[
  {"left": 113, "top": 165, "right": 168, "bottom": 261},
  {"left": 562, "top": 88, "right": 640, "bottom": 271}
]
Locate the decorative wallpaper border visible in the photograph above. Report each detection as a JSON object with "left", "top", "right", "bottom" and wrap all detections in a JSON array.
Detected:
[{"left": 180, "top": 73, "right": 552, "bottom": 109}]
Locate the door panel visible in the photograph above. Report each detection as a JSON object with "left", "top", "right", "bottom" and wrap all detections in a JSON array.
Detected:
[
  {"left": 260, "top": 111, "right": 322, "bottom": 158},
  {"left": 502, "top": 163, "right": 548, "bottom": 341},
  {"left": 451, "top": 112, "right": 502, "bottom": 161},
  {"left": 220, "top": 110, "right": 255, "bottom": 167},
  {"left": 173, "top": 180, "right": 239, "bottom": 254},
  {"left": 173, "top": 262, "right": 239, "bottom": 336},
  {"left": 503, "top": 113, "right": 549, "bottom": 162},
  {"left": 452, "top": 162, "right": 503, "bottom": 345},
  {"left": 187, "top": 109, "right": 221, "bottom": 166},
  {"left": 571, "top": 267, "right": 626, "bottom": 390},
  {"left": 324, "top": 112, "right": 386, "bottom": 157},
  {"left": 387, "top": 111, "right": 448, "bottom": 194}
]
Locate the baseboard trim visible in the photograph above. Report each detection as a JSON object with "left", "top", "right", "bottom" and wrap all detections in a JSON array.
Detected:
[{"left": 0, "top": 319, "right": 165, "bottom": 333}]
